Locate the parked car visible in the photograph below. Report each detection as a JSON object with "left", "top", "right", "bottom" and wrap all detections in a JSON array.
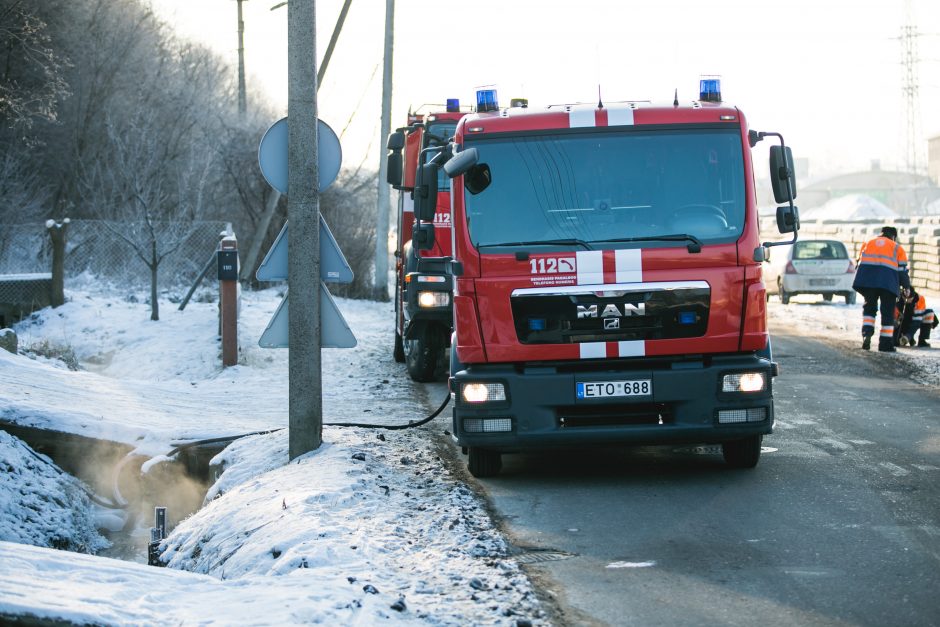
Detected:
[{"left": 765, "top": 239, "right": 857, "bottom": 304}]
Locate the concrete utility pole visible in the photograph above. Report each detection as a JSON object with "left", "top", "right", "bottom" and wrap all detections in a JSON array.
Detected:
[
  {"left": 287, "top": 0, "right": 322, "bottom": 458},
  {"left": 373, "top": 0, "right": 394, "bottom": 301},
  {"left": 241, "top": 0, "right": 353, "bottom": 282},
  {"left": 236, "top": 0, "right": 248, "bottom": 115}
]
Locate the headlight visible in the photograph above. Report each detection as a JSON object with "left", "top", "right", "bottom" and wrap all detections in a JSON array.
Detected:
[
  {"left": 461, "top": 382, "right": 506, "bottom": 403},
  {"left": 417, "top": 291, "right": 450, "bottom": 308},
  {"left": 722, "top": 372, "right": 766, "bottom": 393}
]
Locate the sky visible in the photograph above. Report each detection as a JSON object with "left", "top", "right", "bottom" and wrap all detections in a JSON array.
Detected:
[
  {"left": 2, "top": 273, "right": 939, "bottom": 622},
  {"left": 149, "top": 0, "right": 940, "bottom": 182}
]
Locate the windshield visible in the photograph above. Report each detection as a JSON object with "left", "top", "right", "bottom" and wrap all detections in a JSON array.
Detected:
[
  {"left": 463, "top": 126, "right": 746, "bottom": 250},
  {"left": 425, "top": 121, "right": 457, "bottom": 192}
]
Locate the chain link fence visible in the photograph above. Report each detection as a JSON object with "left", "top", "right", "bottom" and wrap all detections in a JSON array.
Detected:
[{"left": 0, "top": 220, "right": 231, "bottom": 294}]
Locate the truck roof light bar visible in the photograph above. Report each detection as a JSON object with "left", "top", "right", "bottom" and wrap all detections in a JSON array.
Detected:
[{"left": 446, "top": 98, "right": 460, "bottom": 112}]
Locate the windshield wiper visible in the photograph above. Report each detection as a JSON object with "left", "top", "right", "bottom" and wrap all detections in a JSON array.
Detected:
[
  {"left": 478, "top": 238, "right": 594, "bottom": 250},
  {"left": 593, "top": 233, "right": 703, "bottom": 253}
]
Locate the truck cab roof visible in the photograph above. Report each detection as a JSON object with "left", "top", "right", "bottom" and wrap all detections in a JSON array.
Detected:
[{"left": 456, "top": 101, "right": 744, "bottom": 136}]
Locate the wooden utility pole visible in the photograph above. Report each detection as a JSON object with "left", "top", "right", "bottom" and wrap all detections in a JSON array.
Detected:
[
  {"left": 373, "top": 0, "right": 394, "bottom": 301},
  {"left": 287, "top": 0, "right": 322, "bottom": 458}
]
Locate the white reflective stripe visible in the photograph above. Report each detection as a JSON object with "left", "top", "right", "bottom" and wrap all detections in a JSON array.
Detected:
[
  {"left": 607, "top": 106, "right": 635, "bottom": 126},
  {"left": 618, "top": 341, "right": 645, "bottom": 357},
  {"left": 615, "top": 249, "right": 642, "bottom": 283},
  {"left": 402, "top": 193, "right": 414, "bottom": 213},
  {"left": 580, "top": 342, "right": 607, "bottom": 359},
  {"left": 569, "top": 108, "right": 596, "bottom": 128},
  {"left": 576, "top": 250, "right": 604, "bottom": 285}
]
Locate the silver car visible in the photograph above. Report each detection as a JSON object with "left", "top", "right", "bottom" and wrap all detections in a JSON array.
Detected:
[{"left": 765, "top": 239, "right": 857, "bottom": 304}]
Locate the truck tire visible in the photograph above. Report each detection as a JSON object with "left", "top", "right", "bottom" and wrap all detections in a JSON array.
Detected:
[
  {"left": 778, "top": 279, "right": 790, "bottom": 305},
  {"left": 845, "top": 292, "right": 856, "bottom": 305},
  {"left": 468, "top": 447, "right": 502, "bottom": 478},
  {"left": 722, "top": 435, "right": 762, "bottom": 468},
  {"left": 405, "top": 325, "right": 444, "bottom": 382}
]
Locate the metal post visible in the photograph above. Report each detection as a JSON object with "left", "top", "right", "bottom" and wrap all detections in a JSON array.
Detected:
[
  {"left": 287, "top": 0, "right": 322, "bottom": 458},
  {"left": 373, "top": 0, "right": 394, "bottom": 301},
  {"left": 237, "top": 0, "right": 248, "bottom": 115},
  {"left": 148, "top": 506, "right": 167, "bottom": 567},
  {"left": 218, "top": 236, "right": 239, "bottom": 367}
]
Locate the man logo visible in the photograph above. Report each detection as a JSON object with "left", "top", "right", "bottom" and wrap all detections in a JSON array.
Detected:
[
  {"left": 577, "top": 303, "right": 645, "bottom": 319},
  {"left": 604, "top": 318, "right": 620, "bottom": 330}
]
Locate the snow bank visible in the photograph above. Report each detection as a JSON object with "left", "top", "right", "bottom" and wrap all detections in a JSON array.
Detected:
[{"left": 0, "top": 431, "right": 109, "bottom": 554}]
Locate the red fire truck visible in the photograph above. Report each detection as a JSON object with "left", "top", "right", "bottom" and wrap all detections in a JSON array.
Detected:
[
  {"left": 386, "top": 101, "right": 467, "bottom": 381},
  {"left": 409, "top": 82, "right": 800, "bottom": 477}
]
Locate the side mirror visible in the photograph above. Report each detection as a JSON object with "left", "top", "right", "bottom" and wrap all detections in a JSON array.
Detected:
[
  {"left": 769, "top": 145, "right": 797, "bottom": 204},
  {"left": 413, "top": 162, "right": 439, "bottom": 222},
  {"left": 776, "top": 205, "right": 800, "bottom": 234},
  {"left": 386, "top": 130, "right": 405, "bottom": 151},
  {"left": 443, "top": 147, "right": 479, "bottom": 178},
  {"left": 413, "top": 221, "right": 436, "bottom": 251},
  {"left": 386, "top": 131, "right": 405, "bottom": 188}
]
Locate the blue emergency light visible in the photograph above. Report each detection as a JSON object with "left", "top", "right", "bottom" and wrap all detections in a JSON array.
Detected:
[
  {"left": 699, "top": 77, "right": 721, "bottom": 102},
  {"left": 476, "top": 88, "right": 499, "bottom": 112},
  {"left": 446, "top": 98, "right": 460, "bottom": 112},
  {"left": 528, "top": 318, "right": 546, "bottom": 332},
  {"left": 678, "top": 311, "right": 697, "bottom": 325}
]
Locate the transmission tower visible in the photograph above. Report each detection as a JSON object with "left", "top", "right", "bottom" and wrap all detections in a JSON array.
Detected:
[{"left": 900, "top": 1, "right": 922, "bottom": 175}]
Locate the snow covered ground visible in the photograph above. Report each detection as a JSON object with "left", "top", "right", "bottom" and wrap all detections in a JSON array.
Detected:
[
  {"left": 1, "top": 284, "right": 938, "bottom": 625},
  {"left": 0, "top": 286, "right": 545, "bottom": 625}
]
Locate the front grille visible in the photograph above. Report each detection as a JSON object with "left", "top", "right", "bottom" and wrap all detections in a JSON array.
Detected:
[
  {"left": 511, "top": 284, "right": 709, "bottom": 344},
  {"left": 558, "top": 403, "right": 670, "bottom": 428}
]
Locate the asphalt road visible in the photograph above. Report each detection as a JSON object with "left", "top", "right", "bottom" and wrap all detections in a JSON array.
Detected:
[{"left": 429, "top": 329, "right": 940, "bottom": 627}]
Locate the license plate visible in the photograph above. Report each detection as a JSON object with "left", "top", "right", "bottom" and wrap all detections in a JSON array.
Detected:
[
  {"left": 576, "top": 379, "right": 652, "bottom": 399},
  {"left": 809, "top": 279, "right": 836, "bottom": 286}
]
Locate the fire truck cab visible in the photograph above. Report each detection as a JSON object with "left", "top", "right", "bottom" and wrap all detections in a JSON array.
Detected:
[
  {"left": 414, "top": 84, "right": 800, "bottom": 477},
  {"left": 386, "top": 101, "right": 467, "bottom": 381}
]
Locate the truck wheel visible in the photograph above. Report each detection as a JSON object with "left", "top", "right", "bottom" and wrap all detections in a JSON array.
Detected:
[
  {"left": 405, "top": 325, "right": 444, "bottom": 382},
  {"left": 845, "top": 292, "right": 856, "bottom": 305},
  {"left": 468, "top": 447, "right": 502, "bottom": 478},
  {"left": 778, "top": 279, "right": 790, "bottom": 305},
  {"left": 823, "top": 293, "right": 833, "bottom": 302},
  {"left": 722, "top": 435, "right": 762, "bottom": 468}
]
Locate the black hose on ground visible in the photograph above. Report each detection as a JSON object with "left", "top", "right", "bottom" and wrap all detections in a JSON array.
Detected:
[{"left": 161, "top": 392, "right": 451, "bottom": 457}]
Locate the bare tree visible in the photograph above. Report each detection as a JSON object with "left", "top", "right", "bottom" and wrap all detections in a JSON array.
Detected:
[
  {"left": 80, "top": 112, "right": 215, "bottom": 320},
  {"left": 0, "top": 0, "right": 70, "bottom": 137}
]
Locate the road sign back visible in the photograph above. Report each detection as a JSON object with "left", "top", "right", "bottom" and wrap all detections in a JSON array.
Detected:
[
  {"left": 258, "top": 117, "right": 342, "bottom": 194},
  {"left": 255, "top": 218, "right": 353, "bottom": 284}
]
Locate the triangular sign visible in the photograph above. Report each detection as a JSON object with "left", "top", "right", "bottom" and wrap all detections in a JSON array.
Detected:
[
  {"left": 255, "top": 218, "right": 354, "bottom": 284},
  {"left": 257, "top": 285, "right": 357, "bottom": 349}
]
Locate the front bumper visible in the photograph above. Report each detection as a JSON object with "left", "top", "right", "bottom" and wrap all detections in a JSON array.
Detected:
[{"left": 450, "top": 354, "right": 774, "bottom": 451}]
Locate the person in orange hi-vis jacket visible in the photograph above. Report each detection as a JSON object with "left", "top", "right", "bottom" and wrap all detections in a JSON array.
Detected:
[
  {"left": 898, "top": 288, "right": 937, "bottom": 348},
  {"left": 852, "top": 226, "right": 911, "bottom": 352}
]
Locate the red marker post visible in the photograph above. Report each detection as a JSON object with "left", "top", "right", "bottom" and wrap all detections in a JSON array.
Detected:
[{"left": 218, "top": 236, "right": 239, "bottom": 367}]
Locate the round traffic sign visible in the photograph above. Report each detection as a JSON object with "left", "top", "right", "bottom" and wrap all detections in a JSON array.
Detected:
[{"left": 258, "top": 117, "right": 342, "bottom": 194}]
